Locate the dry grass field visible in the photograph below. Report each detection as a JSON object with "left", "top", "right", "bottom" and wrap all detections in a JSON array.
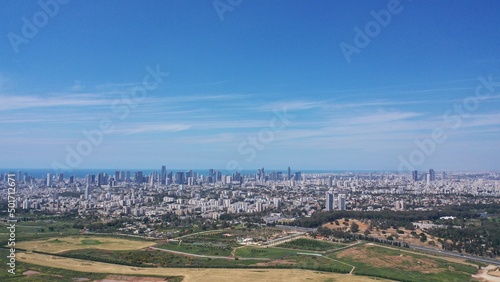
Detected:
[
  {"left": 17, "top": 252, "right": 393, "bottom": 282},
  {"left": 17, "top": 236, "right": 156, "bottom": 253}
]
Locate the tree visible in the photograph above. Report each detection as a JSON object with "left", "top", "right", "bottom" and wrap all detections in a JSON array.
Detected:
[{"left": 351, "top": 222, "right": 360, "bottom": 233}]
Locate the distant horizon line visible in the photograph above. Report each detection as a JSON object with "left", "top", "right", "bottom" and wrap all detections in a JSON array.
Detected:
[{"left": 2, "top": 167, "right": 499, "bottom": 173}]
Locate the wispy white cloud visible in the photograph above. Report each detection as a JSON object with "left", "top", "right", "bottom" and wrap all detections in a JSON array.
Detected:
[
  {"left": 254, "top": 100, "right": 323, "bottom": 112},
  {"left": 0, "top": 94, "right": 111, "bottom": 111},
  {"left": 336, "top": 111, "right": 425, "bottom": 125},
  {"left": 114, "top": 123, "right": 192, "bottom": 135}
]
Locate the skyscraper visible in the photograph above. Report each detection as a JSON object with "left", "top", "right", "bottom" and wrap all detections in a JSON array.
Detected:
[
  {"left": 412, "top": 170, "right": 418, "bottom": 182},
  {"left": 84, "top": 184, "right": 92, "bottom": 200},
  {"left": 135, "top": 171, "right": 143, "bottom": 183},
  {"left": 429, "top": 169, "right": 435, "bottom": 182},
  {"left": 175, "top": 172, "right": 184, "bottom": 184},
  {"left": 161, "top": 165, "right": 167, "bottom": 185},
  {"left": 46, "top": 173, "right": 52, "bottom": 187},
  {"left": 287, "top": 166, "right": 291, "bottom": 180},
  {"left": 338, "top": 194, "right": 346, "bottom": 210},
  {"left": 294, "top": 171, "right": 302, "bottom": 182},
  {"left": 325, "top": 191, "right": 334, "bottom": 211}
]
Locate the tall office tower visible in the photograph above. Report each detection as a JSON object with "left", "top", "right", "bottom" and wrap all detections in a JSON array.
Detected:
[
  {"left": 294, "top": 171, "right": 302, "bottom": 182},
  {"left": 277, "top": 171, "right": 282, "bottom": 181},
  {"left": 46, "top": 173, "right": 52, "bottom": 187},
  {"left": 216, "top": 170, "right": 222, "bottom": 182},
  {"left": 86, "top": 174, "right": 92, "bottom": 186},
  {"left": 257, "top": 168, "right": 265, "bottom": 182},
  {"left": 429, "top": 169, "right": 435, "bottom": 181},
  {"left": 412, "top": 170, "right": 418, "bottom": 181},
  {"left": 17, "top": 170, "right": 22, "bottom": 183},
  {"left": 167, "top": 171, "right": 173, "bottom": 183},
  {"left": 126, "top": 171, "right": 131, "bottom": 182},
  {"left": 135, "top": 171, "right": 143, "bottom": 183},
  {"left": 58, "top": 173, "right": 64, "bottom": 182},
  {"left": 161, "top": 165, "right": 167, "bottom": 185},
  {"left": 149, "top": 174, "right": 155, "bottom": 186},
  {"left": 175, "top": 172, "right": 184, "bottom": 184},
  {"left": 338, "top": 194, "right": 346, "bottom": 210},
  {"left": 287, "top": 166, "right": 291, "bottom": 180},
  {"left": 328, "top": 176, "right": 333, "bottom": 188},
  {"left": 186, "top": 170, "right": 193, "bottom": 179},
  {"left": 84, "top": 184, "right": 92, "bottom": 200},
  {"left": 97, "top": 173, "right": 103, "bottom": 187},
  {"left": 115, "top": 171, "right": 120, "bottom": 182},
  {"left": 325, "top": 191, "right": 334, "bottom": 211},
  {"left": 442, "top": 171, "right": 446, "bottom": 180},
  {"left": 69, "top": 176, "right": 74, "bottom": 184},
  {"left": 209, "top": 169, "right": 214, "bottom": 181},
  {"left": 232, "top": 171, "right": 241, "bottom": 182}
]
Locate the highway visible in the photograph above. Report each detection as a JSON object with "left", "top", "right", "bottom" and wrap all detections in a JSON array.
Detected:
[{"left": 408, "top": 244, "right": 500, "bottom": 266}]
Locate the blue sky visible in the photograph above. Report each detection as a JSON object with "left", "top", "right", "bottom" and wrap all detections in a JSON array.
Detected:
[{"left": 1, "top": 0, "right": 500, "bottom": 171}]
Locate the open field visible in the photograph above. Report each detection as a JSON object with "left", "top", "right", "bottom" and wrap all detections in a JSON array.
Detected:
[
  {"left": 60, "top": 247, "right": 353, "bottom": 273},
  {"left": 330, "top": 243, "right": 479, "bottom": 282},
  {"left": 0, "top": 248, "right": 182, "bottom": 282},
  {"left": 16, "top": 236, "right": 156, "bottom": 253},
  {"left": 17, "top": 251, "right": 392, "bottom": 282},
  {"left": 155, "top": 242, "right": 233, "bottom": 256},
  {"left": 235, "top": 246, "right": 310, "bottom": 259},
  {"left": 277, "top": 238, "right": 347, "bottom": 251}
]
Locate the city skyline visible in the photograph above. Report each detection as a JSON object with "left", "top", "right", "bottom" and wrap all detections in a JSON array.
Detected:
[{"left": 1, "top": 1, "right": 500, "bottom": 171}]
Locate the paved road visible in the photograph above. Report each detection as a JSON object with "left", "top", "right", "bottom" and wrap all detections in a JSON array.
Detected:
[{"left": 408, "top": 244, "right": 500, "bottom": 266}]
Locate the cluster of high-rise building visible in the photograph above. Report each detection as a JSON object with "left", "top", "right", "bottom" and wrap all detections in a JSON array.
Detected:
[
  {"left": 1, "top": 168, "right": 499, "bottom": 236},
  {"left": 325, "top": 190, "right": 346, "bottom": 211},
  {"left": 412, "top": 169, "right": 437, "bottom": 183}
]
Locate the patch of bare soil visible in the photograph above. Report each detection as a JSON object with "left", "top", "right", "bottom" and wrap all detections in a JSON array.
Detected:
[
  {"left": 22, "top": 270, "right": 42, "bottom": 276},
  {"left": 95, "top": 275, "right": 167, "bottom": 282},
  {"left": 489, "top": 268, "right": 500, "bottom": 277}
]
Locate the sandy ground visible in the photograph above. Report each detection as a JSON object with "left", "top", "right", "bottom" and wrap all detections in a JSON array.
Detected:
[
  {"left": 17, "top": 236, "right": 156, "bottom": 253},
  {"left": 473, "top": 265, "right": 500, "bottom": 282},
  {"left": 18, "top": 252, "right": 393, "bottom": 282}
]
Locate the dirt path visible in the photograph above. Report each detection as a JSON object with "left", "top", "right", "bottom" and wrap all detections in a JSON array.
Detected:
[{"left": 474, "top": 266, "right": 500, "bottom": 282}]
